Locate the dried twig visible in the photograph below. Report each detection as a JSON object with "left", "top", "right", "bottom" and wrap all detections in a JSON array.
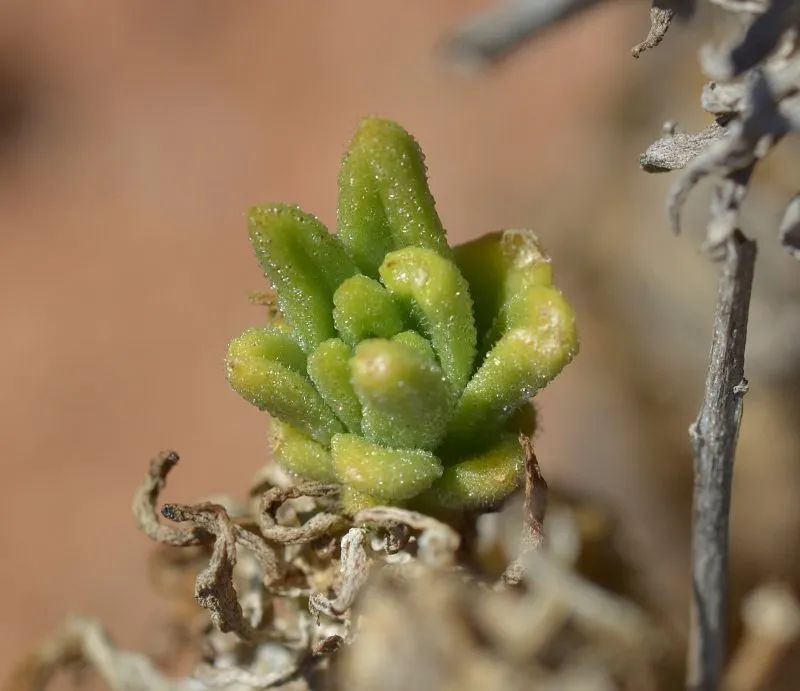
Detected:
[
  {"left": 701, "top": 0, "right": 799, "bottom": 79},
  {"left": 6, "top": 617, "right": 177, "bottom": 691},
  {"left": 196, "top": 635, "right": 342, "bottom": 689},
  {"left": 520, "top": 549, "right": 659, "bottom": 649},
  {"left": 724, "top": 582, "right": 800, "bottom": 691},
  {"left": 778, "top": 193, "right": 800, "bottom": 258},
  {"left": 501, "top": 435, "right": 549, "bottom": 586},
  {"left": 687, "top": 231, "right": 757, "bottom": 691},
  {"left": 665, "top": 71, "right": 791, "bottom": 244},
  {"left": 446, "top": 0, "right": 602, "bottom": 67},
  {"left": 632, "top": 0, "right": 694, "bottom": 58},
  {"left": 640, "top": 121, "right": 727, "bottom": 172}
]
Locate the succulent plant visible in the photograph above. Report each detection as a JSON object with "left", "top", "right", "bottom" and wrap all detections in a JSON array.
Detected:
[{"left": 226, "top": 118, "right": 578, "bottom": 514}]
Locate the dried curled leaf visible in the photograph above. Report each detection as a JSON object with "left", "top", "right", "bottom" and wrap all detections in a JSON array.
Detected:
[
  {"left": 309, "top": 528, "right": 370, "bottom": 620},
  {"left": 161, "top": 503, "right": 258, "bottom": 640},
  {"left": 256, "top": 482, "right": 349, "bottom": 543},
  {"left": 132, "top": 450, "right": 208, "bottom": 547}
]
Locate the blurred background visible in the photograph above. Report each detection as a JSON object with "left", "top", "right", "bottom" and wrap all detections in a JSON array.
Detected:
[{"left": 1, "top": 0, "right": 799, "bottom": 687}]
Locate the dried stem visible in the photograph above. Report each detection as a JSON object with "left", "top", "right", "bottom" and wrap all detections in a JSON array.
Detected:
[
  {"left": 501, "top": 435, "right": 549, "bottom": 586},
  {"left": 446, "top": 0, "right": 601, "bottom": 67},
  {"left": 687, "top": 230, "right": 757, "bottom": 691}
]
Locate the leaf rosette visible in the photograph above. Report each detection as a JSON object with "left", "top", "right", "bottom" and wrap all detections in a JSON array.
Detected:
[{"left": 226, "top": 118, "right": 578, "bottom": 514}]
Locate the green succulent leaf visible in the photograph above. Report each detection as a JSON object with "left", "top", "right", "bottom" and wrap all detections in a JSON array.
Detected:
[
  {"left": 454, "top": 228, "right": 554, "bottom": 353},
  {"left": 391, "top": 329, "right": 436, "bottom": 361},
  {"left": 269, "top": 420, "right": 337, "bottom": 483},
  {"left": 226, "top": 330, "right": 343, "bottom": 444},
  {"left": 332, "top": 274, "right": 405, "bottom": 346},
  {"left": 338, "top": 118, "right": 451, "bottom": 277},
  {"left": 351, "top": 338, "right": 450, "bottom": 451},
  {"left": 446, "top": 285, "right": 578, "bottom": 448},
  {"left": 415, "top": 435, "right": 524, "bottom": 511},
  {"left": 331, "top": 433, "right": 443, "bottom": 501},
  {"left": 307, "top": 338, "right": 363, "bottom": 434},
  {"left": 226, "top": 326, "right": 306, "bottom": 374},
  {"left": 340, "top": 486, "right": 382, "bottom": 515},
  {"left": 379, "top": 246, "right": 476, "bottom": 398},
  {"left": 249, "top": 204, "right": 357, "bottom": 353}
]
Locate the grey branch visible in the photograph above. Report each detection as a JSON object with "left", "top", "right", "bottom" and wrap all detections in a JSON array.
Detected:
[
  {"left": 632, "top": 0, "right": 695, "bottom": 58},
  {"left": 707, "top": 0, "right": 768, "bottom": 13},
  {"left": 686, "top": 231, "right": 757, "bottom": 691},
  {"left": 446, "top": 0, "right": 602, "bottom": 67},
  {"left": 640, "top": 121, "right": 727, "bottom": 172},
  {"left": 7, "top": 617, "right": 178, "bottom": 691},
  {"left": 701, "top": 0, "right": 799, "bottom": 79},
  {"left": 778, "top": 193, "right": 800, "bottom": 259},
  {"left": 665, "top": 70, "right": 792, "bottom": 241}
]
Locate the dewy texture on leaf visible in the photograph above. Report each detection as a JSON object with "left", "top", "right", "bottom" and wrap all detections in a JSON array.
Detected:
[{"left": 227, "top": 117, "right": 578, "bottom": 514}]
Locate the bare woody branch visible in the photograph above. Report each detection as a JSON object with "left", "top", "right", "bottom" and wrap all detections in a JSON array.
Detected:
[
  {"left": 687, "top": 230, "right": 757, "bottom": 691},
  {"left": 446, "top": 0, "right": 602, "bottom": 67}
]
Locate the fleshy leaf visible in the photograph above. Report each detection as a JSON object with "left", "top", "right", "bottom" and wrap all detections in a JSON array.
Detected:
[
  {"left": 269, "top": 420, "right": 337, "bottom": 483},
  {"left": 307, "top": 338, "right": 363, "bottom": 434},
  {"left": 454, "top": 229, "right": 553, "bottom": 352},
  {"left": 338, "top": 118, "right": 451, "bottom": 277},
  {"left": 415, "top": 435, "right": 523, "bottom": 510},
  {"left": 249, "top": 204, "right": 356, "bottom": 352},
  {"left": 340, "top": 486, "right": 382, "bottom": 515},
  {"left": 331, "top": 433, "right": 443, "bottom": 501},
  {"left": 445, "top": 285, "right": 577, "bottom": 448},
  {"left": 333, "top": 274, "right": 405, "bottom": 346},
  {"left": 226, "top": 331, "right": 344, "bottom": 444},
  {"left": 351, "top": 338, "right": 450, "bottom": 450},
  {"left": 226, "top": 326, "right": 306, "bottom": 374},
  {"left": 391, "top": 330, "right": 436, "bottom": 361},
  {"left": 379, "top": 246, "right": 476, "bottom": 398}
]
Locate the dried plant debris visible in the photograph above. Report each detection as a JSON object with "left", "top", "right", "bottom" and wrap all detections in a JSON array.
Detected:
[
  {"left": 778, "top": 192, "right": 800, "bottom": 257},
  {"left": 637, "top": 0, "right": 800, "bottom": 253},
  {"left": 18, "top": 445, "right": 800, "bottom": 690},
  {"left": 337, "top": 524, "right": 667, "bottom": 691},
  {"left": 631, "top": 0, "right": 695, "bottom": 59},
  {"left": 446, "top": 0, "right": 603, "bottom": 67},
  {"left": 500, "top": 434, "right": 548, "bottom": 585},
  {"left": 447, "top": 0, "right": 695, "bottom": 66},
  {"left": 640, "top": 121, "right": 728, "bottom": 172},
  {"left": 450, "top": 0, "right": 798, "bottom": 255},
  {"left": 6, "top": 617, "right": 178, "bottom": 691}
]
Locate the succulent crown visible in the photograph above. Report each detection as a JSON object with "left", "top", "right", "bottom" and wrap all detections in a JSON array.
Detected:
[{"left": 226, "top": 118, "right": 578, "bottom": 514}]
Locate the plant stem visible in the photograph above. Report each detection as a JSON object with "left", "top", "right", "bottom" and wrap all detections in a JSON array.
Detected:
[{"left": 686, "top": 230, "right": 756, "bottom": 691}]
